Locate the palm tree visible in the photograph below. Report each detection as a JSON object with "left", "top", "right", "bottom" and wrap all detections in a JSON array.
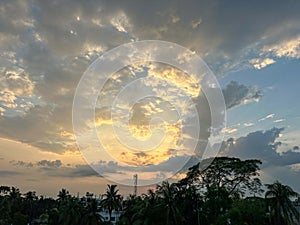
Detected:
[
  {"left": 265, "top": 180, "right": 299, "bottom": 225},
  {"left": 57, "top": 189, "right": 71, "bottom": 202},
  {"left": 101, "top": 184, "right": 121, "bottom": 222},
  {"left": 9, "top": 187, "right": 21, "bottom": 200}
]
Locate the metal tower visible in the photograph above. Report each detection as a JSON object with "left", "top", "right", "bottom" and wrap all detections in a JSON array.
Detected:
[{"left": 133, "top": 174, "right": 138, "bottom": 196}]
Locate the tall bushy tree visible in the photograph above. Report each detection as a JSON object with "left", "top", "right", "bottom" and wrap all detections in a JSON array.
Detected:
[
  {"left": 184, "top": 157, "right": 263, "bottom": 224},
  {"left": 186, "top": 157, "right": 263, "bottom": 197}
]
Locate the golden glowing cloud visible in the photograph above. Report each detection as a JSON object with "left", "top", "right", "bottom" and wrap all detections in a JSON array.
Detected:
[{"left": 148, "top": 63, "right": 201, "bottom": 98}]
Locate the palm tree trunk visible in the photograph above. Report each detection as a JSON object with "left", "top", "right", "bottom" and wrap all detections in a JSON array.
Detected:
[{"left": 109, "top": 209, "right": 112, "bottom": 222}]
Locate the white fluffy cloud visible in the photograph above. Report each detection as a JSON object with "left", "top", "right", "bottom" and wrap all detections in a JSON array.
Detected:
[
  {"left": 262, "top": 35, "right": 300, "bottom": 59},
  {"left": 249, "top": 58, "right": 276, "bottom": 69},
  {"left": 0, "top": 70, "right": 33, "bottom": 96},
  {"left": 0, "top": 69, "right": 35, "bottom": 114}
]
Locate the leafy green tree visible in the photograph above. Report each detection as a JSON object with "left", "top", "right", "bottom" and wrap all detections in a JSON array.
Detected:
[
  {"left": 180, "top": 157, "right": 263, "bottom": 225},
  {"left": 265, "top": 181, "right": 299, "bottom": 225},
  {"left": 186, "top": 157, "right": 262, "bottom": 197}
]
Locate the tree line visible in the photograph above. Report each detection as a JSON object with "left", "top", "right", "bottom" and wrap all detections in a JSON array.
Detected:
[{"left": 0, "top": 157, "right": 299, "bottom": 225}]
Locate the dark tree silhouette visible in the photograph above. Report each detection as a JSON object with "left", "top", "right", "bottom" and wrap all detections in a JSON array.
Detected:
[
  {"left": 101, "top": 184, "right": 121, "bottom": 222},
  {"left": 265, "top": 181, "right": 299, "bottom": 225}
]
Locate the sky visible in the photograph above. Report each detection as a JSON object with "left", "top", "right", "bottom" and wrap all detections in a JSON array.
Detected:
[{"left": 0, "top": 0, "right": 300, "bottom": 197}]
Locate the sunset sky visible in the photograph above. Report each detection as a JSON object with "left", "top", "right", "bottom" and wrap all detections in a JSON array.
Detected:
[{"left": 0, "top": 0, "right": 300, "bottom": 197}]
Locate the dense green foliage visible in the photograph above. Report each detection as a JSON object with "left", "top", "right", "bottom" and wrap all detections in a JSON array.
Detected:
[
  {"left": 0, "top": 157, "right": 299, "bottom": 225},
  {"left": 0, "top": 186, "right": 112, "bottom": 225}
]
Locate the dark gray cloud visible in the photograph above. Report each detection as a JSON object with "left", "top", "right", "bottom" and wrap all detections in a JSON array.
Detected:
[
  {"left": 89, "top": 155, "right": 201, "bottom": 175},
  {"left": 101, "top": 0, "right": 300, "bottom": 73},
  {"left": 10, "top": 160, "right": 34, "bottom": 168},
  {"left": 0, "top": 105, "right": 75, "bottom": 153},
  {"left": 220, "top": 127, "right": 300, "bottom": 167},
  {"left": 9, "top": 158, "right": 99, "bottom": 177},
  {"left": 222, "top": 81, "right": 262, "bottom": 109},
  {"left": 39, "top": 164, "right": 99, "bottom": 178},
  {"left": 37, "top": 160, "right": 62, "bottom": 168},
  {"left": 10, "top": 159, "right": 62, "bottom": 168},
  {"left": 0, "top": 106, "right": 54, "bottom": 143},
  {"left": 0, "top": 170, "right": 21, "bottom": 176}
]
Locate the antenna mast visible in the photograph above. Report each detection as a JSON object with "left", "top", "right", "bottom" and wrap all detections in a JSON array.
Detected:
[{"left": 133, "top": 174, "right": 138, "bottom": 196}]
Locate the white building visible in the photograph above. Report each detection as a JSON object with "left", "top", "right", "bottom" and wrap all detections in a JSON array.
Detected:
[{"left": 99, "top": 210, "right": 122, "bottom": 225}]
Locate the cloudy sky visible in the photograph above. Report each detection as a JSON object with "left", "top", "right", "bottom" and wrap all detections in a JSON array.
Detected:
[{"left": 0, "top": 0, "right": 300, "bottom": 197}]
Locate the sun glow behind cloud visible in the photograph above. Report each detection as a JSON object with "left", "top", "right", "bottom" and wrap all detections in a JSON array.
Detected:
[{"left": 87, "top": 62, "right": 202, "bottom": 181}]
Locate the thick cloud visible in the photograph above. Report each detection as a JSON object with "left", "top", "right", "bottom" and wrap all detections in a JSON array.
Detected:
[
  {"left": 10, "top": 159, "right": 62, "bottom": 169},
  {"left": 220, "top": 127, "right": 300, "bottom": 167},
  {"left": 218, "top": 127, "right": 300, "bottom": 192},
  {"left": 10, "top": 160, "right": 34, "bottom": 168},
  {"left": 0, "top": 105, "right": 75, "bottom": 153},
  {"left": 100, "top": 0, "right": 300, "bottom": 73},
  {"left": 39, "top": 164, "right": 99, "bottom": 178},
  {"left": 37, "top": 160, "right": 62, "bottom": 168},
  {"left": 9, "top": 158, "right": 99, "bottom": 178},
  {"left": 6, "top": 154, "right": 201, "bottom": 178},
  {"left": 0, "top": 170, "right": 21, "bottom": 177},
  {"left": 222, "top": 81, "right": 262, "bottom": 109}
]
